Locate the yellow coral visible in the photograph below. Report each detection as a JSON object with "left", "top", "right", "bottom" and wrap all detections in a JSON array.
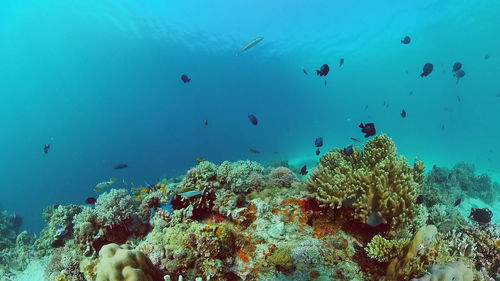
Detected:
[
  {"left": 306, "top": 134, "right": 424, "bottom": 236},
  {"left": 96, "top": 243, "right": 160, "bottom": 281},
  {"left": 366, "top": 235, "right": 409, "bottom": 262},
  {"left": 53, "top": 273, "right": 67, "bottom": 281},
  {"left": 267, "top": 244, "right": 295, "bottom": 272},
  {"left": 80, "top": 257, "right": 98, "bottom": 281}
]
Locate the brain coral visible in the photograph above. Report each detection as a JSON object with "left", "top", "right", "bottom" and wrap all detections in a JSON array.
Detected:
[
  {"left": 306, "top": 134, "right": 425, "bottom": 236},
  {"left": 96, "top": 243, "right": 162, "bottom": 281}
]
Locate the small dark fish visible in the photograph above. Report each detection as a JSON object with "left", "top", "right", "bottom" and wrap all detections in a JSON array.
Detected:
[
  {"left": 316, "top": 64, "right": 329, "bottom": 76},
  {"left": 181, "top": 74, "right": 191, "bottom": 83},
  {"left": 55, "top": 225, "right": 62, "bottom": 229},
  {"left": 420, "top": 63, "right": 433, "bottom": 77},
  {"left": 324, "top": 80, "right": 327, "bottom": 87},
  {"left": 469, "top": 208, "right": 493, "bottom": 224},
  {"left": 315, "top": 149, "right": 320, "bottom": 156},
  {"left": 314, "top": 137, "right": 323, "bottom": 147},
  {"left": 453, "top": 198, "right": 461, "bottom": 206},
  {"left": 204, "top": 120, "right": 208, "bottom": 126},
  {"left": 44, "top": 144, "right": 50, "bottom": 154},
  {"left": 339, "top": 58, "right": 344, "bottom": 67},
  {"left": 441, "top": 124, "right": 445, "bottom": 131},
  {"left": 303, "top": 69, "right": 308, "bottom": 75},
  {"left": 350, "top": 137, "right": 360, "bottom": 142},
  {"left": 409, "top": 90, "right": 413, "bottom": 95},
  {"left": 401, "top": 36, "right": 410, "bottom": 44},
  {"left": 415, "top": 195, "right": 423, "bottom": 204},
  {"left": 248, "top": 148, "right": 260, "bottom": 154},
  {"left": 113, "top": 164, "right": 128, "bottom": 170},
  {"left": 359, "top": 122, "right": 376, "bottom": 137},
  {"left": 85, "top": 197, "right": 97, "bottom": 204},
  {"left": 485, "top": 54, "right": 489, "bottom": 60},
  {"left": 457, "top": 96, "right": 461, "bottom": 102},
  {"left": 400, "top": 109, "right": 406, "bottom": 118},
  {"left": 59, "top": 230, "right": 67, "bottom": 236},
  {"left": 364, "top": 105, "right": 368, "bottom": 110},
  {"left": 248, "top": 114, "right": 258, "bottom": 125},
  {"left": 28, "top": 253, "right": 35, "bottom": 258},
  {"left": 452, "top": 62, "right": 462, "bottom": 72},
  {"left": 383, "top": 100, "right": 386, "bottom": 106},
  {"left": 454, "top": 69, "right": 465, "bottom": 84},
  {"left": 343, "top": 145, "right": 353, "bottom": 156},
  {"left": 300, "top": 165, "right": 308, "bottom": 175}
]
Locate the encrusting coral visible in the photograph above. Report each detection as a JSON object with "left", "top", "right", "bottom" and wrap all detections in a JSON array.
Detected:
[
  {"left": 306, "top": 133, "right": 425, "bottom": 237},
  {"left": 410, "top": 261, "right": 473, "bottom": 281}
]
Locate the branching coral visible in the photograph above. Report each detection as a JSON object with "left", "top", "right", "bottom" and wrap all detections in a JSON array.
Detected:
[
  {"left": 306, "top": 134, "right": 425, "bottom": 237},
  {"left": 94, "top": 189, "right": 139, "bottom": 227},
  {"left": 365, "top": 235, "right": 409, "bottom": 262},
  {"left": 217, "top": 160, "right": 265, "bottom": 193}
]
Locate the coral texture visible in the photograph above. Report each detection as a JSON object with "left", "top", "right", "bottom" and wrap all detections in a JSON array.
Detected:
[
  {"left": 96, "top": 243, "right": 162, "bottom": 281},
  {"left": 306, "top": 134, "right": 425, "bottom": 236},
  {"left": 410, "top": 261, "right": 473, "bottom": 281}
]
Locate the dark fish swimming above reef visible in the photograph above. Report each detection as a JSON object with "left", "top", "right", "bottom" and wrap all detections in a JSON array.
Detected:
[
  {"left": 359, "top": 122, "right": 376, "bottom": 137},
  {"left": 469, "top": 208, "right": 493, "bottom": 224},
  {"left": 113, "top": 164, "right": 128, "bottom": 170},
  {"left": 416, "top": 195, "right": 424, "bottom": 204},
  {"left": 401, "top": 36, "right": 410, "bottom": 44},
  {"left": 453, "top": 198, "right": 461, "bottom": 206},
  {"left": 300, "top": 165, "right": 308, "bottom": 175},
  {"left": 314, "top": 137, "right": 323, "bottom": 147},
  {"left": 316, "top": 64, "right": 329, "bottom": 76},
  {"left": 248, "top": 148, "right": 260, "bottom": 154},
  {"left": 237, "top": 37, "right": 263, "bottom": 56},
  {"left": 303, "top": 69, "right": 308, "bottom": 75},
  {"left": 343, "top": 145, "right": 353, "bottom": 156},
  {"left": 248, "top": 114, "right": 258, "bottom": 125},
  {"left": 44, "top": 144, "right": 50, "bottom": 154},
  {"left": 315, "top": 149, "right": 320, "bottom": 156},
  {"left": 420, "top": 63, "right": 433, "bottom": 77},
  {"left": 181, "top": 74, "right": 191, "bottom": 83},
  {"left": 339, "top": 58, "right": 344, "bottom": 67},
  {"left": 85, "top": 197, "right": 97, "bottom": 204},
  {"left": 452, "top": 62, "right": 462, "bottom": 72}
]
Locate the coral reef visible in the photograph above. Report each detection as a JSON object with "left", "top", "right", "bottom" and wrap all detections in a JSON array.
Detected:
[
  {"left": 306, "top": 134, "right": 425, "bottom": 238},
  {"left": 424, "top": 163, "right": 500, "bottom": 205},
  {"left": 3, "top": 134, "right": 500, "bottom": 281}
]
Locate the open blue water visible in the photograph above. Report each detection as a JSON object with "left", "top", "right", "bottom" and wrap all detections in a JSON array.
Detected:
[{"left": 0, "top": 0, "right": 499, "bottom": 234}]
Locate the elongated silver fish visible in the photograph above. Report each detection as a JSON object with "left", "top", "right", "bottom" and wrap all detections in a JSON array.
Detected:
[{"left": 237, "top": 37, "right": 263, "bottom": 56}]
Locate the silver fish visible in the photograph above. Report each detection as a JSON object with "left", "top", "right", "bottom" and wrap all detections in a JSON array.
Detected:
[{"left": 237, "top": 37, "right": 263, "bottom": 56}]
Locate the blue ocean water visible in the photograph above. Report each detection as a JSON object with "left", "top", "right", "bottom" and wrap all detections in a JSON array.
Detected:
[{"left": 0, "top": 0, "right": 498, "bottom": 234}]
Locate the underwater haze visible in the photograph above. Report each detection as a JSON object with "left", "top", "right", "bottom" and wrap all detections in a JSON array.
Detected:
[{"left": 0, "top": 0, "right": 499, "bottom": 235}]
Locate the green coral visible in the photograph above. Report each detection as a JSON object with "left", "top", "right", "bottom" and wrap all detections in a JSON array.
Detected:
[
  {"left": 217, "top": 160, "right": 264, "bottom": 193},
  {"left": 306, "top": 134, "right": 425, "bottom": 237},
  {"left": 366, "top": 235, "right": 409, "bottom": 262}
]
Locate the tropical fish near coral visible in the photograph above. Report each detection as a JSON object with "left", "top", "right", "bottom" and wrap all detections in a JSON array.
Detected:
[
  {"left": 44, "top": 144, "right": 50, "bottom": 154},
  {"left": 248, "top": 148, "right": 260, "bottom": 154},
  {"left": 401, "top": 35, "right": 410, "bottom": 44},
  {"left": 248, "top": 114, "right": 258, "bottom": 125},
  {"left": 469, "top": 208, "right": 493, "bottom": 224},
  {"left": 343, "top": 145, "right": 353, "bottom": 156},
  {"left": 359, "top": 122, "right": 376, "bottom": 137},
  {"left": 196, "top": 157, "right": 203, "bottom": 163},
  {"left": 113, "top": 163, "right": 128, "bottom": 170},
  {"left": 94, "top": 178, "right": 116, "bottom": 193},
  {"left": 314, "top": 137, "right": 323, "bottom": 147},
  {"left": 237, "top": 37, "right": 263, "bottom": 56},
  {"left": 300, "top": 165, "right": 308, "bottom": 175}
]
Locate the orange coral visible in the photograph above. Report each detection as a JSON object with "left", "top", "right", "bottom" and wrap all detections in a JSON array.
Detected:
[{"left": 238, "top": 249, "right": 250, "bottom": 263}]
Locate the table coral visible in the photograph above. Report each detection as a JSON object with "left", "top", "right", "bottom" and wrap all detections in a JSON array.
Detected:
[{"left": 306, "top": 134, "right": 425, "bottom": 237}]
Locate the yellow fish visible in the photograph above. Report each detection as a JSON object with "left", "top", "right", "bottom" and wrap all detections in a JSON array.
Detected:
[
  {"left": 160, "top": 186, "right": 166, "bottom": 192},
  {"left": 196, "top": 157, "right": 203, "bottom": 163},
  {"left": 282, "top": 170, "right": 287, "bottom": 173},
  {"left": 136, "top": 195, "right": 141, "bottom": 200},
  {"left": 495, "top": 240, "right": 500, "bottom": 247},
  {"left": 140, "top": 188, "right": 148, "bottom": 193}
]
